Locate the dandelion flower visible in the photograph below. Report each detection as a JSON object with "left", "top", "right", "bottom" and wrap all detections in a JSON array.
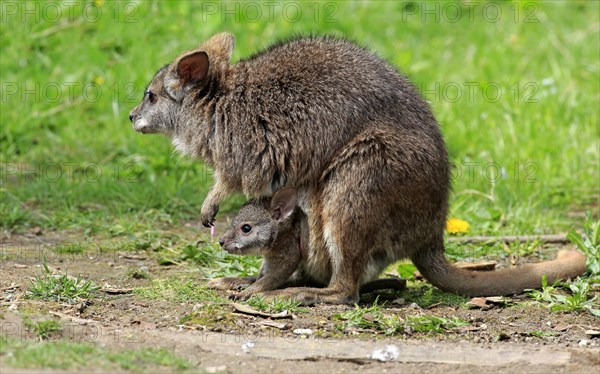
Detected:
[{"left": 446, "top": 218, "right": 470, "bottom": 235}]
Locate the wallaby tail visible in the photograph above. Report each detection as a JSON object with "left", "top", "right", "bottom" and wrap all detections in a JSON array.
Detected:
[{"left": 411, "top": 248, "right": 587, "bottom": 297}]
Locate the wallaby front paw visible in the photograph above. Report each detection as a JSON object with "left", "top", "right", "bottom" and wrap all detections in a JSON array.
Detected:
[{"left": 200, "top": 203, "right": 219, "bottom": 227}]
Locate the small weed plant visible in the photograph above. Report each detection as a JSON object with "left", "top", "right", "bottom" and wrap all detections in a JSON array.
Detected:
[
  {"left": 527, "top": 276, "right": 599, "bottom": 316},
  {"left": 28, "top": 261, "right": 100, "bottom": 303},
  {"left": 335, "top": 298, "right": 468, "bottom": 336},
  {"left": 527, "top": 213, "right": 600, "bottom": 316},
  {"left": 245, "top": 295, "right": 304, "bottom": 314},
  {"left": 25, "top": 319, "right": 62, "bottom": 340}
]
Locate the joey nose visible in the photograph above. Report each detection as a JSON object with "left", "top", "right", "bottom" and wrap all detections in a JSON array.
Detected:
[
  {"left": 218, "top": 238, "right": 225, "bottom": 247},
  {"left": 128, "top": 113, "right": 135, "bottom": 123}
]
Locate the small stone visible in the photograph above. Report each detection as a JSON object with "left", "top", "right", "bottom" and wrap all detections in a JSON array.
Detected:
[
  {"left": 466, "top": 297, "right": 492, "bottom": 310},
  {"left": 192, "top": 303, "right": 203, "bottom": 312},
  {"left": 293, "top": 328, "right": 313, "bottom": 335},
  {"left": 579, "top": 339, "right": 589, "bottom": 347},
  {"left": 362, "top": 313, "right": 374, "bottom": 322},
  {"left": 370, "top": 345, "right": 400, "bottom": 362},
  {"left": 241, "top": 341, "right": 255, "bottom": 353},
  {"left": 204, "top": 366, "right": 227, "bottom": 373},
  {"left": 407, "top": 302, "right": 421, "bottom": 309}
]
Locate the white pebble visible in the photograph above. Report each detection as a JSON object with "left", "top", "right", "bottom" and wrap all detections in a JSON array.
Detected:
[
  {"left": 293, "top": 328, "right": 313, "bottom": 335},
  {"left": 242, "top": 341, "right": 255, "bottom": 353},
  {"left": 370, "top": 345, "right": 400, "bottom": 362}
]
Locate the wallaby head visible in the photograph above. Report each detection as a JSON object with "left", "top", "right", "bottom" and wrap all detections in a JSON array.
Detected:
[
  {"left": 219, "top": 187, "right": 298, "bottom": 255},
  {"left": 129, "top": 32, "right": 234, "bottom": 137}
]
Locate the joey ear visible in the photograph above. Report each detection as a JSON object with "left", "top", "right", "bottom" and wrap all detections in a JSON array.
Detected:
[
  {"left": 177, "top": 51, "right": 209, "bottom": 85},
  {"left": 270, "top": 187, "right": 298, "bottom": 221}
]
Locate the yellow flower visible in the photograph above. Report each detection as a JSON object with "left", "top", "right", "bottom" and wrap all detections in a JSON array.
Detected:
[
  {"left": 94, "top": 76, "right": 105, "bottom": 86},
  {"left": 446, "top": 218, "right": 470, "bottom": 235},
  {"left": 94, "top": 0, "right": 104, "bottom": 7}
]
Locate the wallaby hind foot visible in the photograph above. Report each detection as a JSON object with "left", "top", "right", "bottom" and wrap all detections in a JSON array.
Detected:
[
  {"left": 257, "top": 286, "right": 359, "bottom": 305},
  {"left": 207, "top": 276, "right": 257, "bottom": 291},
  {"left": 359, "top": 277, "right": 406, "bottom": 293}
]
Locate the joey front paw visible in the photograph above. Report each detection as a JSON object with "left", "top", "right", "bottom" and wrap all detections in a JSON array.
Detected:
[{"left": 200, "top": 203, "right": 219, "bottom": 227}]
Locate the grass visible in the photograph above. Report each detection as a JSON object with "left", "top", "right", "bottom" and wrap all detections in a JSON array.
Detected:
[
  {"left": 526, "top": 331, "right": 555, "bottom": 338},
  {"left": 526, "top": 214, "right": 600, "bottom": 316},
  {"left": 24, "top": 318, "right": 62, "bottom": 340},
  {"left": 0, "top": 5, "right": 598, "bottom": 362},
  {"left": 405, "top": 315, "right": 469, "bottom": 334},
  {"left": 0, "top": 1, "right": 597, "bottom": 237},
  {"left": 156, "top": 241, "right": 262, "bottom": 277},
  {"left": 53, "top": 242, "right": 87, "bottom": 254},
  {"left": 27, "top": 261, "right": 100, "bottom": 303},
  {"left": 567, "top": 212, "right": 600, "bottom": 274},
  {"left": 245, "top": 295, "right": 304, "bottom": 314},
  {"left": 335, "top": 300, "right": 404, "bottom": 335},
  {"left": 403, "top": 283, "right": 471, "bottom": 308},
  {"left": 177, "top": 302, "right": 234, "bottom": 327},
  {"left": 125, "top": 266, "right": 149, "bottom": 279},
  {"left": 335, "top": 298, "right": 468, "bottom": 336},
  {"left": 134, "top": 277, "right": 226, "bottom": 303},
  {"left": 527, "top": 275, "right": 599, "bottom": 316},
  {"left": 0, "top": 337, "right": 191, "bottom": 372}
]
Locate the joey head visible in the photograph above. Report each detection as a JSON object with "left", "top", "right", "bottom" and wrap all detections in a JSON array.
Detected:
[{"left": 208, "top": 187, "right": 301, "bottom": 298}]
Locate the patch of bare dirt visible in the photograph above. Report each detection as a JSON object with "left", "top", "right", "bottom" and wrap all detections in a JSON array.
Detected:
[{"left": 1, "top": 230, "right": 599, "bottom": 373}]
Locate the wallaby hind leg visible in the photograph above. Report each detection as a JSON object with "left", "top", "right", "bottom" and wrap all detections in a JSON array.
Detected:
[{"left": 259, "top": 207, "right": 386, "bottom": 304}]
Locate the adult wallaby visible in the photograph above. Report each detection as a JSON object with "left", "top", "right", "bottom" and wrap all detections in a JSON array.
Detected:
[
  {"left": 208, "top": 187, "right": 406, "bottom": 298},
  {"left": 130, "top": 33, "right": 586, "bottom": 304}
]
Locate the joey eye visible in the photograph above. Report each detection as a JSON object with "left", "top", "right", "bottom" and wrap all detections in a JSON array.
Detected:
[{"left": 241, "top": 224, "right": 252, "bottom": 233}]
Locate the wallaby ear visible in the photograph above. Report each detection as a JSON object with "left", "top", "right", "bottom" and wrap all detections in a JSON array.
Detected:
[
  {"left": 200, "top": 32, "right": 235, "bottom": 63},
  {"left": 270, "top": 187, "right": 298, "bottom": 221},
  {"left": 176, "top": 51, "right": 209, "bottom": 85}
]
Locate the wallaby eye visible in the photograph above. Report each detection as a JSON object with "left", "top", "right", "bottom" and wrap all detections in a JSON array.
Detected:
[
  {"left": 146, "top": 90, "right": 157, "bottom": 103},
  {"left": 241, "top": 224, "right": 252, "bottom": 233}
]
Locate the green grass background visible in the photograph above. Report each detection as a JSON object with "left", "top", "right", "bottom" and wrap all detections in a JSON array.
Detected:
[{"left": 1, "top": 0, "right": 598, "bottom": 236}]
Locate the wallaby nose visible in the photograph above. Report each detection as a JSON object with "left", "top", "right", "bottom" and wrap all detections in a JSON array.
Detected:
[
  {"left": 129, "top": 113, "right": 134, "bottom": 122},
  {"left": 218, "top": 238, "right": 225, "bottom": 247}
]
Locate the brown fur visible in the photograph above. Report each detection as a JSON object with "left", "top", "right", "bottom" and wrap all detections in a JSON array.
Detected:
[{"left": 130, "top": 33, "right": 586, "bottom": 304}]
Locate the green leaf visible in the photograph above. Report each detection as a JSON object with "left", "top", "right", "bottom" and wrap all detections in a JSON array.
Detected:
[
  {"left": 567, "top": 231, "right": 586, "bottom": 252},
  {"left": 592, "top": 218, "right": 600, "bottom": 247},
  {"left": 396, "top": 263, "right": 417, "bottom": 279}
]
